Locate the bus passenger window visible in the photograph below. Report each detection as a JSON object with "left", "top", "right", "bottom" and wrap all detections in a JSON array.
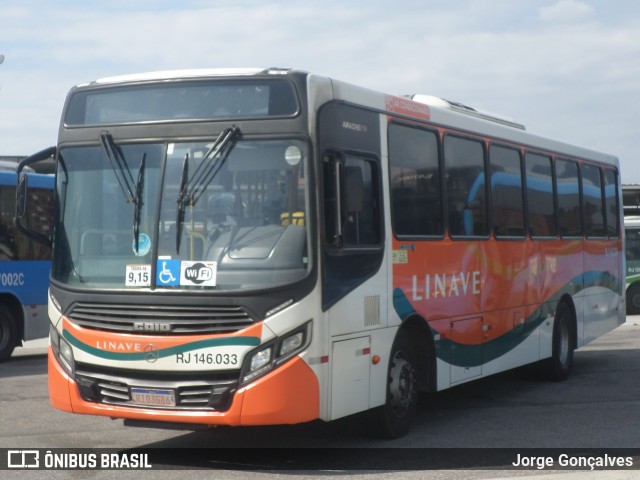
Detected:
[
  {"left": 603, "top": 168, "right": 619, "bottom": 238},
  {"left": 444, "top": 135, "right": 487, "bottom": 237},
  {"left": 582, "top": 164, "right": 605, "bottom": 238},
  {"left": 525, "top": 153, "right": 556, "bottom": 237},
  {"left": 388, "top": 123, "right": 442, "bottom": 237},
  {"left": 489, "top": 145, "right": 524, "bottom": 237},
  {"left": 556, "top": 159, "right": 582, "bottom": 237}
]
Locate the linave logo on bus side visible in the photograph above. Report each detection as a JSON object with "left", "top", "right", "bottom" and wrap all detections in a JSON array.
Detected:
[{"left": 411, "top": 271, "right": 481, "bottom": 301}]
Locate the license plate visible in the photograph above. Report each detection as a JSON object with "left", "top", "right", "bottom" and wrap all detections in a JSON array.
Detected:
[{"left": 130, "top": 387, "right": 176, "bottom": 407}]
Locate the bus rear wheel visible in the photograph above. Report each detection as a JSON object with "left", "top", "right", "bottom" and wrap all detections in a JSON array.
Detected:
[
  {"left": 368, "top": 330, "right": 417, "bottom": 439},
  {"left": 0, "top": 305, "right": 18, "bottom": 362},
  {"left": 540, "top": 302, "right": 574, "bottom": 381}
]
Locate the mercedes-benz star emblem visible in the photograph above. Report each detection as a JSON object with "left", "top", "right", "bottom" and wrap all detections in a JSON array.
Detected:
[{"left": 144, "top": 344, "right": 160, "bottom": 363}]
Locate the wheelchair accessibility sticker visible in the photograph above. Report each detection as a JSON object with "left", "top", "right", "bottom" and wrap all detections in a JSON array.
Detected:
[{"left": 156, "top": 259, "right": 180, "bottom": 286}]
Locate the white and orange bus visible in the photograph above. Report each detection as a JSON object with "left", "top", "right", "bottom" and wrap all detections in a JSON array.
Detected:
[{"left": 17, "top": 69, "right": 624, "bottom": 438}]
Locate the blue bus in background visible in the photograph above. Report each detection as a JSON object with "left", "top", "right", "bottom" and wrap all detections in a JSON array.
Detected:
[{"left": 0, "top": 167, "right": 53, "bottom": 361}]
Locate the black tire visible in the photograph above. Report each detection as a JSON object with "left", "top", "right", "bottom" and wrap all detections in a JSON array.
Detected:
[
  {"left": 627, "top": 283, "right": 640, "bottom": 315},
  {"left": 368, "top": 330, "right": 418, "bottom": 439},
  {"left": 0, "top": 305, "right": 18, "bottom": 362},
  {"left": 540, "top": 302, "right": 574, "bottom": 381}
]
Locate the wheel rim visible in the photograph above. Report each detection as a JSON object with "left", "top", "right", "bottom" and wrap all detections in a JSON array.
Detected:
[{"left": 388, "top": 351, "right": 415, "bottom": 417}]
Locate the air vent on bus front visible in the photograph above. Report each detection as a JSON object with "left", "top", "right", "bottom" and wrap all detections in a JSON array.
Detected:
[{"left": 67, "top": 302, "right": 254, "bottom": 335}]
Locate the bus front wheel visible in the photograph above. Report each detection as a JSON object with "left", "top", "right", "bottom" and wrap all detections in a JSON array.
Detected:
[
  {"left": 368, "top": 330, "right": 418, "bottom": 439},
  {"left": 0, "top": 305, "right": 18, "bottom": 362}
]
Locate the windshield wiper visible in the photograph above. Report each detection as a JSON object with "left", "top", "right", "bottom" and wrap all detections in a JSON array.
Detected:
[
  {"left": 178, "top": 126, "right": 240, "bottom": 206},
  {"left": 100, "top": 131, "right": 147, "bottom": 254},
  {"left": 175, "top": 126, "right": 240, "bottom": 253},
  {"left": 100, "top": 131, "right": 136, "bottom": 203},
  {"left": 133, "top": 154, "right": 146, "bottom": 253},
  {"left": 175, "top": 153, "right": 189, "bottom": 252}
]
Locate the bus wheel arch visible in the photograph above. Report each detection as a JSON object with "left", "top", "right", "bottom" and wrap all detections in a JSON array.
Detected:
[
  {"left": 368, "top": 317, "right": 436, "bottom": 438},
  {"left": 0, "top": 296, "right": 23, "bottom": 362},
  {"left": 399, "top": 315, "right": 437, "bottom": 392}
]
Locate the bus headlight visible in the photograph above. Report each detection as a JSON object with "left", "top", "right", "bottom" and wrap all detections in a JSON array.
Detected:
[
  {"left": 279, "top": 331, "right": 304, "bottom": 357},
  {"left": 243, "top": 345, "right": 274, "bottom": 384},
  {"left": 250, "top": 347, "right": 273, "bottom": 371},
  {"left": 50, "top": 325, "right": 75, "bottom": 377},
  {"left": 241, "top": 321, "right": 311, "bottom": 385}
]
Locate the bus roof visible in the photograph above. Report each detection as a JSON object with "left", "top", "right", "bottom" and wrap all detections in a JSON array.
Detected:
[
  {"left": 85, "top": 68, "right": 273, "bottom": 86},
  {"left": 329, "top": 78, "right": 618, "bottom": 167},
  {"left": 70, "top": 67, "right": 618, "bottom": 169}
]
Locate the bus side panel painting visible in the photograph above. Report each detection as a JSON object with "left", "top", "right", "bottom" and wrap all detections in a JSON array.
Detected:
[
  {"left": 539, "top": 240, "right": 584, "bottom": 308},
  {"left": 582, "top": 237, "right": 624, "bottom": 344},
  {"left": 482, "top": 240, "right": 540, "bottom": 311},
  {"left": 482, "top": 239, "right": 543, "bottom": 374},
  {"left": 392, "top": 239, "right": 482, "bottom": 321},
  {"left": 392, "top": 237, "right": 588, "bottom": 388}
]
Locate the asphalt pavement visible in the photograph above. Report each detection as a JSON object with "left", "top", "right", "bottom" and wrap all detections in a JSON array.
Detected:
[{"left": 6, "top": 316, "right": 640, "bottom": 479}]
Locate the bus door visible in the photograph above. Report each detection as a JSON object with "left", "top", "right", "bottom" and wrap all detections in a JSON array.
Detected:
[{"left": 318, "top": 102, "right": 387, "bottom": 419}]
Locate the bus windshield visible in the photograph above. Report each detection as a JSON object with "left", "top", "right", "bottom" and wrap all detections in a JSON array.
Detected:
[{"left": 52, "top": 138, "right": 310, "bottom": 291}]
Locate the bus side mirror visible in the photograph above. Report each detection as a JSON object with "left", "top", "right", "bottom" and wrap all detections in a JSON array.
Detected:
[
  {"left": 14, "top": 146, "right": 57, "bottom": 246},
  {"left": 16, "top": 173, "right": 28, "bottom": 221}
]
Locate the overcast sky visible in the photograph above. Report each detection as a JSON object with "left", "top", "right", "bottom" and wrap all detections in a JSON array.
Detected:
[{"left": 1, "top": 0, "right": 639, "bottom": 180}]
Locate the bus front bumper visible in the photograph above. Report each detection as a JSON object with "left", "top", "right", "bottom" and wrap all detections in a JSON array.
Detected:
[{"left": 48, "top": 347, "right": 320, "bottom": 427}]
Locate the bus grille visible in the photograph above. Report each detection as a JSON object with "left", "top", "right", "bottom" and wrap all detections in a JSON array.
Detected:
[
  {"left": 67, "top": 302, "right": 254, "bottom": 335},
  {"left": 75, "top": 366, "right": 238, "bottom": 411}
]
